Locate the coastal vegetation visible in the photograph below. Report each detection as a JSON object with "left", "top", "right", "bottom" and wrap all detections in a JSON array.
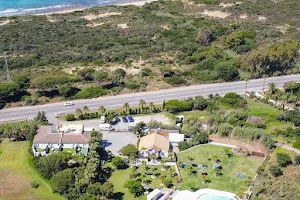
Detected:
[{"left": 1, "top": 0, "right": 300, "bottom": 108}]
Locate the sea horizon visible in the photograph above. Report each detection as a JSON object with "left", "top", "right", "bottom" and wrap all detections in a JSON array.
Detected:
[{"left": 0, "top": 0, "right": 150, "bottom": 17}]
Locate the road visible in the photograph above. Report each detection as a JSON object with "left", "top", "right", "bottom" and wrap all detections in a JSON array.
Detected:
[{"left": 1, "top": 74, "right": 300, "bottom": 123}]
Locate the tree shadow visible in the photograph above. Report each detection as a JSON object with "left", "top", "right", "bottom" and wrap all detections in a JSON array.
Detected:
[{"left": 112, "top": 192, "right": 124, "bottom": 200}]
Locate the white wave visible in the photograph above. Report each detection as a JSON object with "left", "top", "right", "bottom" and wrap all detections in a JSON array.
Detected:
[
  {"left": 23, "top": 4, "right": 70, "bottom": 12},
  {"left": 0, "top": 8, "right": 19, "bottom": 14}
]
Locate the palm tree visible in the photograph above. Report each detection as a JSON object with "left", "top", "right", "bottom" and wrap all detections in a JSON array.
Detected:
[
  {"left": 295, "top": 95, "right": 300, "bottom": 107},
  {"left": 75, "top": 108, "right": 83, "bottom": 116},
  {"left": 285, "top": 92, "right": 291, "bottom": 104},
  {"left": 150, "top": 153, "right": 156, "bottom": 162},
  {"left": 274, "top": 93, "right": 280, "bottom": 108},
  {"left": 123, "top": 103, "right": 130, "bottom": 114},
  {"left": 268, "top": 82, "right": 277, "bottom": 95},
  {"left": 82, "top": 106, "right": 89, "bottom": 114},
  {"left": 98, "top": 106, "right": 106, "bottom": 116},
  {"left": 202, "top": 175, "right": 208, "bottom": 184},
  {"left": 139, "top": 99, "right": 146, "bottom": 111},
  {"left": 149, "top": 102, "right": 155, "bottom": 112}
]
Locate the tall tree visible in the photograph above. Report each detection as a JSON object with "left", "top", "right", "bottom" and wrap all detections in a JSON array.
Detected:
[
  {"left": 123, "top": 103, "right": 130, "bottom": 114},
  {"left": 93, "top": 71, "right": 109, "bottom": 87},
  {"left": 82, "top": 106, "right": 89, "bottom": 114},
  {"left": 139, "top": 99, "right": 146, "bottom": 111},
  {"left": 75, "top": 108, "right": 83, "bottom": 116},
  {"left": 268, "top": 82, "right": 277, "bottom": 95},
  {"left": 98, "top": 106, "right": 106, "bottom": 116}
]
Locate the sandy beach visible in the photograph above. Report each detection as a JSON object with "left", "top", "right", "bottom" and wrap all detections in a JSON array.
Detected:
[{"left": 35, "top": 0, "right": 156, "bottom": 16}]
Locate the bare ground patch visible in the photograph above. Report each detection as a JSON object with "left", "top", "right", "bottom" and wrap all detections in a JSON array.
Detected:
[
  {"left": 82, "top": 12, "right": 121, "bottom": 20},
  {"left": 0, "top": 20, "right": 11, "bottom": 26},
  {"left": 209, "top": 134, "right": 269, "bottom": 154},
  {"left": 202, "top": 10, "right": 231, "bottom": 18}
]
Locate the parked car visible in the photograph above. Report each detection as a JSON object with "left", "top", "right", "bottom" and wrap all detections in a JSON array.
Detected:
[
  {"left": 63, "top": 102, "right": 74, "bottom": 106},
  {"left": 122, "top": 116, "right": 128, "bottom": 123},
  {"left": 115, "top": 117, "right": 121, "bottom": 122},
  {"left": 128, "top": 116, "right": 134, "bottom": 122}
]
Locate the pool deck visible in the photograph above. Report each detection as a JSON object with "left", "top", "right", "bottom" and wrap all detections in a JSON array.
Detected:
[{"left": 172, "top": 188, "right": 236, "bottom": 200}]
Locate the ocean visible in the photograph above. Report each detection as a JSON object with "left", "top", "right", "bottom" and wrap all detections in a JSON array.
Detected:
[{"left": 0, "top": 0, "right": 134, "bottom": 16}]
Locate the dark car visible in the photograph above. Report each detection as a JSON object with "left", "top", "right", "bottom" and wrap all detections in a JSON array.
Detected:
[
  {"left": 122, "top": 116, "right": 128, "bottom": 123},
  {"left": 115, "top": 117, "right": 121, "bottom": 122},
  {"left": 128, "top": 116, "right": 134, "bottom": 122}
]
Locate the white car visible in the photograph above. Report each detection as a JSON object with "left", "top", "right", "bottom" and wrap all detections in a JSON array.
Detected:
[{"left": 63, "top": 102, "right": 74, "bottom": 107}]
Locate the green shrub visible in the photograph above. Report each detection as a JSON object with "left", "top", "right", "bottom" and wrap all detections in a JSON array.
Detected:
[
  {"left": 295, "top": 155, "right": 300, "bottom": 165},
  {"left": 178, "top": 141, "right": 190, "bottom": 151},
  {"left": 65, "top": 114, "right": 75, "bottom": 121},
  {"left": 30, "top": 181, "right": 40, "bottom": 188},
  {"left": 277, "top": 153, "right": 292, "bottom": 167},
  {"left": 269, "top": 165, "right": 282, "bottom": 177},
  {"left": 292, "top": 140, "right": 300, "bottom": 150},
  {"left": 165, "top": 100, "right": 193, "bottom": 113},
  {"left": 164, "top": 76, "right": 187, "bottom": 86},
  {"left": 125, "top": 81, "right": 146, "bottom": 90},
  {"left": 74, "top": 86, "right": 106, "bottom": 99},
  {"left": 222, "top": 92, "right": 247, "bottom": 108}
]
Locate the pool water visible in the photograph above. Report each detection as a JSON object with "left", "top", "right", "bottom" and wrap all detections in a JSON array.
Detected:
[{"left": 198, "top": 193, "right": 232, "bottom": 200}]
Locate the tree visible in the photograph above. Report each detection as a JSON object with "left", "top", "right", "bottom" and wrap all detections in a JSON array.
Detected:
[
  {"left": 83, "top": 106, "right": 89, "bottom": 114},
  {"left": 58, "top": 84, "right": 75, "bottom": 98},
  {"left": 269, "top": 165, "right": 283, "bottom": 177},
  {"left": 262, "top": 74, "right": 268, "bottom": 93},
  {"left": 124, "top": 180, "right": 144, "bottom": 197},
  {"left": 98, "top": 106, "right": 106, "bottom": 116},
  {"left": 120, "top": 144, "right": 138, "bottom": 158},
  {"left": 75, "top": 108, "right": 83, "bottom": 116},
  {"left": 149, "top": 102, "right": 155, "bottom": 112},
  {"left": 34, "top": 111, "right": 48, "bottom": 125},
  {"left": 268, "top": 83, "right": 277, "bottom": 95},
  {"left": 139, "top": 99, "right": 146, "bottom": 111},
  {"left": 112, "top": 157, "right": 126, "bottom": 169},
  {"left": 100, "top": 182, "right": 114, "bottom": 198},
  {"left": 51, "top": 168, "right": 74, "bottom": 195},
  {"left": 188, "top": 133, "right": 209, "bottom": 146},
  {"left": 162, "top": 100, "right": 166, "bottom": 110},
  {"left": 123, "top": 103, "right": 130, "bottom": 114},
  {"left": 216, "top": 62, "right": 239, "bottom": 82},
  {"left": 13, "top": 74, "right": 30, "bottom": 88},
  {"left": 277, "top": 153, "right": 292, "bottom": 167},
  {"left": 193, "top": 96, "right": 208, "bottom": 110},
  {"left": 77, "top": 68, "right": 95, "bottom": 81},
  {"left": 65, "top": 114, "right": 75, "bottom": 121},
  {"left": 93, "top": 71, "right": 109, "bottom": 87},
  {"left": 178, "top": 141, "right": 190, "bottom": 151}
]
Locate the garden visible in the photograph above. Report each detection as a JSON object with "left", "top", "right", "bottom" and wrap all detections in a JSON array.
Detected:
[
  {"left": 176, "top": 145, "right": 264, "bottom": 195},
  {"left": 106, "top": 158, "right": 178, "bottom": 200}
]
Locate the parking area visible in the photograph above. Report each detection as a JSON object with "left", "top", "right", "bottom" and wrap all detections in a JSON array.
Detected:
[
  {"left": 101, "top": 131, "right": 138, "bottom": 155},
  {"left": 60, "top": 114, "right": 171, "bottom": 155}
]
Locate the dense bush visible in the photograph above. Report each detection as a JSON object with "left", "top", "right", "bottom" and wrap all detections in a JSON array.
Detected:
[
  {"left": 51, "top": 168, "right": 74, "bottom": 195},
  {"left": 31, "top": 75, "right": 78, "bottom": 90},
  {"left": 65, "top": 114, "right": 75, "bottom": 121},
  {"left": 74, "top": 86, "right": 106, "bottom": 99},
  {"left": 269, "top": 165, "right": 283, "bottom": 177},
  {"left": 165, "top": 100, "right": 193, "bottom": 113},
  {"left": 188, "top": 133, "right": 209, "bottom": 146},
  {"left": 164, "top": 76, "right": 187, "bottom": 86},
  {"left": 222, "top": 93, "right": 247, "bottom": 108},
  {"left": 178, "top": 141, "right": 190, "bottom": 151},
  {"left": 277, "top": 153, "right": 292, "bottom": 167},
  {"left": 112, "top": 157, "right": 127, "bottom": 169}
]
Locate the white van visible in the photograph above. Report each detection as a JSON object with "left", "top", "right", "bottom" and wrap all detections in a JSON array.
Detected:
[
  {"left": 63, "top": 102, "right": 74, "bottom": 107},
  {"left": 99, "top": 123, "right": 113, "bottom": 131}
]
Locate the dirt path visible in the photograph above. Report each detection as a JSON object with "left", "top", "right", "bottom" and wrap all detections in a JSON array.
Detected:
[{"left": 209, "top": 134, "right": 269, "bottom": 154}]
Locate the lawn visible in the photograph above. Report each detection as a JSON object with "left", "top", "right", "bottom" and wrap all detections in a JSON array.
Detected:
[
  {"left": 108, "top": 164, "right": 177, "bottom": 200},
  {"left": 177, "top": 145, "right": 264, "bottom": 194},
  {"left": 247, "top": 98, "right": 293, "bottom": 133},
  {"left": 0, "top": 141, "right": 65, "bottom": 200}
]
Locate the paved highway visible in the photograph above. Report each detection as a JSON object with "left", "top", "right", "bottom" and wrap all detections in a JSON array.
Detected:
[{"left": 1, "top": 74, "right": 300, "bottom": 123}]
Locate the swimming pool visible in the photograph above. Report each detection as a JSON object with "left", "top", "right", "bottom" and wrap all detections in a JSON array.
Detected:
[{"left": 198, "top": 193, "right": 232, "bottom": 200}]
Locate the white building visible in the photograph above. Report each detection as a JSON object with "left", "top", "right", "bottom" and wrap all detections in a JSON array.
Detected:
[
  {"left": 172, "top": 189, "right": 236, "bottom": 200},
  {"left": 33, "top": 122, "right": 92, "bottom": 156},
  {"left": 147, "top": 189, "right": 163, "bottom": 200}
]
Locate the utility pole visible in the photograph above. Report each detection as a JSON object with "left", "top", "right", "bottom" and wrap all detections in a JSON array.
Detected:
[{"left": 4, "top": 52, "right": 11, "bottom": 82}]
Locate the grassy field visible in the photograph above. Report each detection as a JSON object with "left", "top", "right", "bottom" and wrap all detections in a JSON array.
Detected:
[
  {"left": 247, "top": 98, "right": 293, "bottom": 133},
  {"left": 0, "top": 141, "right": 65, "bottom": 200},
  {"left": 177, "top": 145, "right": 263, "bottom": 194},
  {"left": 108, "top": 164, "right": 177, "bottom": 200}
]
